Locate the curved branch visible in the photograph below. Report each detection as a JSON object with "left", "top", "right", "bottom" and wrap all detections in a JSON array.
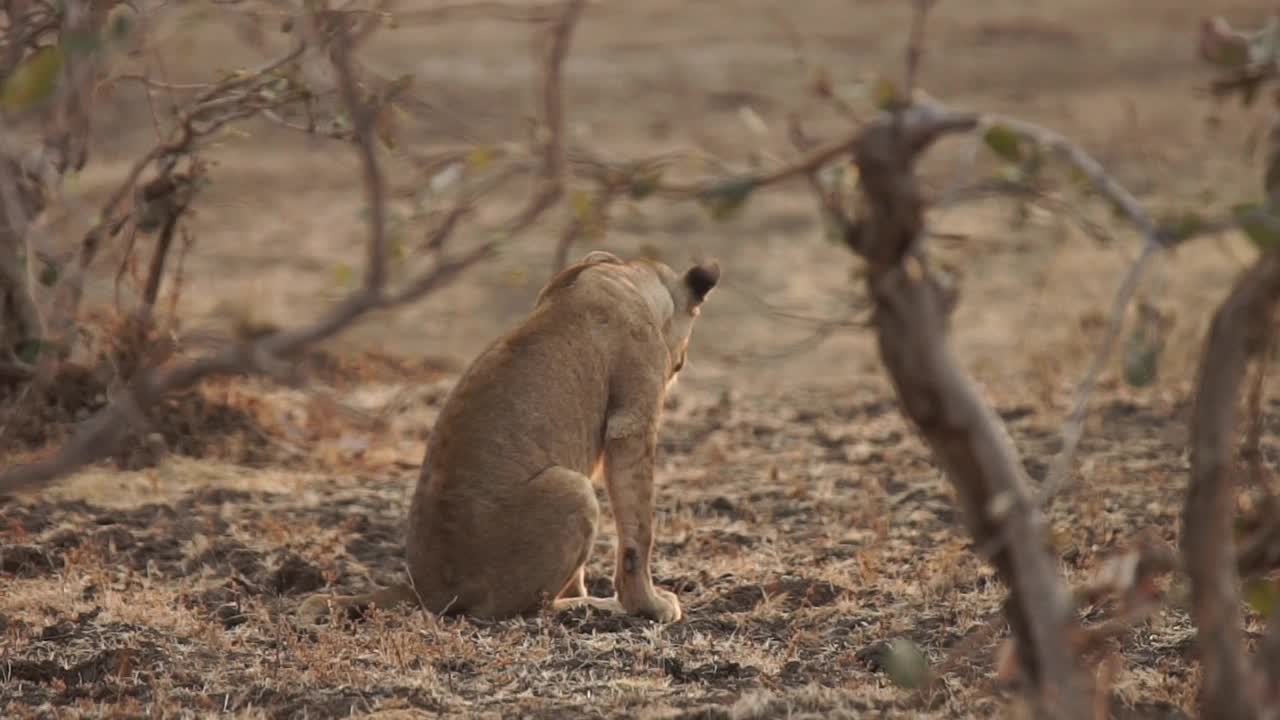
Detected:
[
  {"left": 1183, "top": 249, "right": 1280, "bottom": 720},
  {"left": 838, "top": 106, "right": 1087, "bottom": 716}
]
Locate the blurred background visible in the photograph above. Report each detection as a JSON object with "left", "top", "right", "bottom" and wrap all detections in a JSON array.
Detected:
[{"left": 52, "top": 0, "right": 1274, "bottom": 401}]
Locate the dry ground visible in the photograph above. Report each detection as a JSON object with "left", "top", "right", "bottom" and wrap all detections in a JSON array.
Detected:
[{"left": 3, "top": 0, "right": 1279, "bottom": 717}]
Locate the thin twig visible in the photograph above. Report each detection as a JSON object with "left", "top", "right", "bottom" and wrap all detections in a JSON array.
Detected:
[
  {"left": 330, "top": 22, "right": 387, "bottom": 294},
  {"left": 357, "top": 2, "right": 570, "bottom": 25},
  {"left": 551, "top": 182, "right": 617, "bottom": 273},
  {"left": 1036, "top": 238, "right": 1160, "bottom": 506},
  {"left": 165, "top": 225, "right": 195, "bottom": 326},
  {"left": 903, "top": 0, "right": 939, "bottom": 100},
  {"left": 957, "top": 110, "right": 1182, "bottom": 509},
  {"left": 139, "top": 178, "right": 192, "bottom": 316}
]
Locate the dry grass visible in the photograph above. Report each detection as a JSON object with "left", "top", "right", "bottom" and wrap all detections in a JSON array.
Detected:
[
  {"left": 3, "top": 0, "right": 1279, "bottom": 717},
  {"left": 0, "top": 373, "right": 1214, "bottom": 718},
  {"left": 0, "top": 372, "right": 1235, "bottom": 718}
]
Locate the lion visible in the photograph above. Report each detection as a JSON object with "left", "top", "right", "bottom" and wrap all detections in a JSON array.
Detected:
[{"left": 298, "top": 250, "right": 720, "bottom": 624}]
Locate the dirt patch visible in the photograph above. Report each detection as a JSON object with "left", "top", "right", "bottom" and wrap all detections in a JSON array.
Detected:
[
  {"left": 0, "top": 364, "right": 1215, "bottom": 717},
  {"left": 1, "top": 373, "right": 1214, "bottom": 718},
  {"left": 698, "top": 576, "right": 847, "bottom": 615},
  {"left": 0, "top": 361, "right": 272, "bottom": 470},
  {"left": 302, "top": 348, "right": 455, "bottom": 387}
]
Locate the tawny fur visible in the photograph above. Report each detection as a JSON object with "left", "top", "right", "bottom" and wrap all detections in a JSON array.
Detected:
[{"left": 298, "top": 250, "right": 720, "bottom": 624}]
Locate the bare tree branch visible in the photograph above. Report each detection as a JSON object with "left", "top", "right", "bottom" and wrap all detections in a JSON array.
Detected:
[
  {"left": 364, "top": 2, "right": 575, "bottom": 25},
  {"left": 539, "top": 0, "right": 582, "bottom": 190},
  {"left": 551, "top": 182, "right": 617, "bottom": 273},
  {"left": 966, "top": 113, "right": 1169, "bottom": 509},
  {"left": 1183, "top": 249, "right": 1280, "bottom": 720},
  {"left": 0, "top": 151, "right": 45, "bottom": 352},
  {"left": 838, "top": 104, "right": 1088, "bottom": 717},
  {"left": 49, "top": 38, "right": 310, "bottom": 360},
  {"left": 328, "top": 19, "right": 387, "bottom": 294},
  {"left": 902, "top": 0, "right": 938, "bottom": 100},
  {"left": 0, "top": 0, "right": 587, "bottom": 495},
  {"left": 138, "top": 175, "right": 195, "bottom": 318}
]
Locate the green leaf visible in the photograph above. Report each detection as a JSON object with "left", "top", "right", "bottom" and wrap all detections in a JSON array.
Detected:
[
  {"left": 1266, "top": 149, "right": 1280, "bottom": 200},
  {"left": 1021, "top": 143, "right": 1045, "bottom": 179},
  {"left": 1246, "top": 578, "right": 1280, "bottom": 619},
  {"left": 1124, "top": 304, "right": 1164, "bottom": 388},
  {"left": 63, "top": 29, "right": 100, "bottom": 56},
  {"left": 2, "top": 45, "right": 64, "bottom": 112},
  {"left": 627, "top": 167, "right": 663, "bottom": 200},
  {"left": 384, "top": 73, "right": 415, "bottom": 101},
  {"left": 1157, "top": 210, "right": 1205, "bottom": 244},
  {"left": 15, "top": 340, "right": 41, "bottom": 364},
  {"left": 108, "top": 8, "right": 135, "bottom": 43},
  {"left": 571, "top": 189, "right": 594, "bottom": 223},
  {"left": 503, "top": 267, "right": 528, "bottom": 288},
  {"left": 982, "top": 124, "right": 1023, "bottom": 164},
  {"left": 1067, "top": 164, "right": 1094, "bottom": 196},
  {"left": 820, "top": 209, "right": 848, "bottom": 246},
  {"left": 12, "top": 339, "right": 63, "bottom": 364},
  {"left": 375, "top": 102, "right": 401, "bottom": 150},
  {"left": 1204, "top": 42, "right": 1251, "bottom": 69},
  {"left": 1124, "top": 341, "right": 1159, "bottom": 388},
  {"left": 38, "top": 259, "right": 60, "bottom": 287},
  {"left": 332, "top": 263, "right": 354, "bottom": 287},
  {"left": 1233, "top": 202, "right": 1280, "bottom": 251},
  {"left": 883, "top": 638, "right": 930, "bottom": 689},
  {"left": 697, "top": 177, "right": 757, "bottom": 222},
  {"left": 466, "top": 145, "right": 494, "bottom": 172},
  {"left": 1239, "top": 77, "right": 1264, "bottom": 108},
  {"left": 873, "top": 76, "right": 901, "bottom": 111}
]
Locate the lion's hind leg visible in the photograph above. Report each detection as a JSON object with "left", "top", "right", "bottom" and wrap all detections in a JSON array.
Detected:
[{"left": 467, "top": 465, "right": 601, "bottom": 619}]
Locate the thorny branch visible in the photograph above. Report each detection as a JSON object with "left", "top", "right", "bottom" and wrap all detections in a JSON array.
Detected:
[{"left": 0, "top": 0, "right": 586, "bottom": 493}]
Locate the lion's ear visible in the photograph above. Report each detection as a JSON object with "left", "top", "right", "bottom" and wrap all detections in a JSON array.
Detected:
[{"left": 684, "top": 260, "right": 720, "bottom": 304}]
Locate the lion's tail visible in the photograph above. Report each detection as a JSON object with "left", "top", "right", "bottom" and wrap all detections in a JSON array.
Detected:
[{"left": 297, "top": 583, "right": 422, "bottom": 622}]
